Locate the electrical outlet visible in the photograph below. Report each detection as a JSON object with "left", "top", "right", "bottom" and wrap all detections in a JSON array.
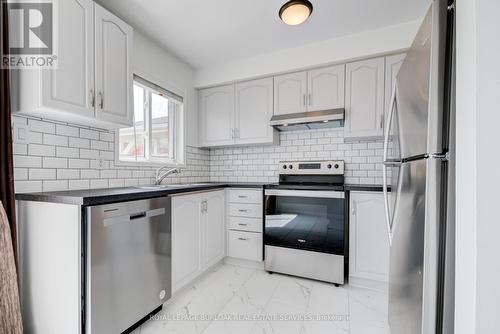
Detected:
[{"left": 13, "top": 123, "right": 29, "bottom": 144}]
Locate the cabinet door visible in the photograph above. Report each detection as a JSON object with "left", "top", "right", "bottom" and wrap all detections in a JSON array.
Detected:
[
  {"left": 235, "top": 78, "right": 275, "bottom": 145},
  {"left": 201, "top": 190, "right": 226, "bottom": 269},
  {"left": 94, "top": 3, "right": 133, "bottom": 127},
  {"left": 172, "top": 194, "right": 202, "bottom": 293},
  {"left": 274, "top": 71, "right": 307, "bottom": 115},
  {"left": 344, "top": 57, "right": 385, "bottom": 139},
  {"left": 349, "top": 192, "right": 390, "bottom": 283},
  {"left": 200, "top": 85, "right": 235, "bottom": 147},
  {"left": 41, "top": 0, "right": 94, "bottom": 118},
  {"left": 307, "top": 65, "right": 345, "bottom": 111},
  {"left": 385, "top": 53, "right": 406, "bottom": 121}
]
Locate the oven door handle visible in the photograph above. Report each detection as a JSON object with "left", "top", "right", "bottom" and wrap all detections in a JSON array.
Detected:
[{"left": 264, "top": 189, "right": 345, "bottom": 199}]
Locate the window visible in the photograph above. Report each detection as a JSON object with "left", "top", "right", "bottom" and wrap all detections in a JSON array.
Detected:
[{"left": 118, "top": 75, "right": 184, "bottom": 166}]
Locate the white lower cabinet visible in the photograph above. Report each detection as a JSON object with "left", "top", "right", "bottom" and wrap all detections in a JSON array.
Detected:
[
  {"left": 226, "top": 189, "right": 263, "bottom": 262},
  {"left": 228, "top": 230, "right": 263, "bottom": 261},
  {"left": 349, "top": 191, "right": 390, "bottom": 290},
  {"left": 171, "top": 190, "right": 225, "bottom": 293}
]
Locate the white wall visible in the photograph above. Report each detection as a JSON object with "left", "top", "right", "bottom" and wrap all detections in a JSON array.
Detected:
[
  {"left": 194, "top": 20, "right": 420, "bottom": 88},
  {"left": 456, "top": 0, "right": 500, "bottom": 333},
  {"left": 133, "top": 31, "right": 199, "bottom": 146}
]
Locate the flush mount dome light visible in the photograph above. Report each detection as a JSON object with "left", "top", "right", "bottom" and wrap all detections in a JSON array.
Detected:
[{"left": 279, "top": 0, "right": 313, "bottom": 26}]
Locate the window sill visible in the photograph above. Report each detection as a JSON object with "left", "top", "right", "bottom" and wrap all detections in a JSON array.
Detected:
[{"left": 114, "top": 159, "right": 186, "bottom": 169}]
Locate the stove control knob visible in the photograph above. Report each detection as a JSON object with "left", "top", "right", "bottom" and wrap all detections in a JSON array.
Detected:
[
  {"left": 289, "top": 164, "right": 294, "bottom": 169},
  {"left": 327, "top": 164, "right": 332, "bottom": 169},
  {"left": 283, "top": 165, "right": 287, "bottom": 169},
  {"left": 334, "top": 164, "right": 339, "bottom": 169}
]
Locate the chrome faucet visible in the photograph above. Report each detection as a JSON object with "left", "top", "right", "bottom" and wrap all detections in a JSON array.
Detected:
[{"left": 154, "top": 166, "right": 180, "bottom": 185}]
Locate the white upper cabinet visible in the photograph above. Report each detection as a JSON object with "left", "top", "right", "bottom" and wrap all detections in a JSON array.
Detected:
[
  {"left": 94, "top": 3, "right": 133, "bottom": 126},
  {"left": 274, "top": 71, "right": 307, "bottom": 115},
  {"left": 200, "top": 79, "right": 277, "bottom": 147},
  {"left": 235, "top": 78, "right": 276, "bottom": 145},
  {"left": 307, "top": 65, "right": 345, "bottom": 111},
  {"left": 200, "top": 85, "right": 235, "bottom": 147},
  {"left": 344, "top": 57, "right": 385, "bottom": 139},
  {"left": 385, "top": 53, "right": 406, "bottom": 119},
  {"left": 41, "top": 0, "right": 95, "bottom": 119},
  {"left": 201, "top": 190, "right": 226, "bottom": 269},
  {"left": 15, "top": 1, "right": 133, "bottom": 129},
  {"left": 349, "top": 191, "right": 390, "bottom": 288}
]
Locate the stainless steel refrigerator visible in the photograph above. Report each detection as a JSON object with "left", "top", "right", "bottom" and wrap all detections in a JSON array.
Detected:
[{"left": 382, "top": 0, "right": 455, "bottom": 333}]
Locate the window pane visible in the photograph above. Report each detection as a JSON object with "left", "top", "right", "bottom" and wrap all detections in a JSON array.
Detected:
[
  {"left": 119, "top": 84, "right": 145, "bottom": 159},
  {"left": 151, "top": 92, "right": 171, "bottom": 158}
]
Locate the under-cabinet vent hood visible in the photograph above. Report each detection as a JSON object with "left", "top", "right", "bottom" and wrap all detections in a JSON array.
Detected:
[{"left": 269, "top": 108, "right": 344, "bottom": 131}]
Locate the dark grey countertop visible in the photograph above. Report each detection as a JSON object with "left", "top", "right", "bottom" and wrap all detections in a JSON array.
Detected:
[
  {"left": 16, "top": 182, "right": 387, "bottom": 206},
  {"left": 15, "top": 182, "right": 269, "bottom": 206},
  {"left": 345, "top": 184, "right": 386, "bottom": 192}
]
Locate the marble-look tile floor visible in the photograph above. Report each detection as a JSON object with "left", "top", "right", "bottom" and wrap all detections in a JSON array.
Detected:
[{"left": 132, "top": 264, "right": 391, "bottom": 334}]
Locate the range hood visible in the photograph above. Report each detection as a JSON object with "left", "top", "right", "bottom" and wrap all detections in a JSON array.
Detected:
[{"left": 269, "top": 108, "right": 344, "bottom": 131}]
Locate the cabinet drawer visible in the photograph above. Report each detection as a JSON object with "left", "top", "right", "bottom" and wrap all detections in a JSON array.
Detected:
[
  {"left": 228, "top": 217, "right": 262, "bottom": 233},
  {"left": 228, "top": 230, "right": 262, "bottom": 261},
  {"left": 229, "top": 203, "right": 262, "bottom": 218},
  {"left": 228, "top": 189, "right": 262, "bottom": 204}
]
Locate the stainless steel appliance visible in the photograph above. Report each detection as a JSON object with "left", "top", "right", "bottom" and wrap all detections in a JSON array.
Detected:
[
  {"left": 87, "top": 197, "right": 172, "bottom": 333},
  {"left": 264, "top": 161, "right": 346, "bottom": 285},
  {"left": 269, "top": 108, "right": 344, "bottom": 131},
  {"left": 383, "top": 1, "right": 455, "bottom": 333}
]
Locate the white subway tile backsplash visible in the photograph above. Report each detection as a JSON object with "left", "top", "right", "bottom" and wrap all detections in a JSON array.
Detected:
[
  {"left": 56, "top": 146, "right": 79, "bottom": 158},
  {"left": 69, "top": 137, "right": 90, "bottom": 149},
  {"left": 28, "top": 119, "right": 55, "bottom": 134},
  {"left": 28, "top": 144, "right": 56, "bottom": 157},
  {"left": 42, "top": 180, "right": 68, "bottom": 192},
  {"left": 13, "top": 117, "right": 385, "bottom": 193},
  {"left": 56, "top": 124, "right": 79, "bottom": 137},
  {"left": 29, "top": 168, "right": 56, "bottom": 180},
  {"left": 43, "top": 133, "right": 68, "bottom": 146},
  {"left": 79, "top": 128, "right": 99, "bottom": 140},
  {"left": 14, "top": 155, "right": 42, "bottom": 168}
]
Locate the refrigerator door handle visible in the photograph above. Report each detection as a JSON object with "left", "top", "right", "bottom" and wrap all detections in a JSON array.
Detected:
[{"left": 383, "top": 83, "right": 398, "bottom": 245}]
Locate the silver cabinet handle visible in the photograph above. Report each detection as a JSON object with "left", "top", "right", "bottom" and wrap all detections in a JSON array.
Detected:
[
  {"left": 231, "top": 128, "right": 234, "bottom": 139},
  {"left": 99, "top": 92, "right": 103, "bottom": 109},
  {"left": 238, "top": 237, "right": 248, "bottom": 241},
  {"left": 238, "top": 223, "right": 248, "bottom": 226},
  {"left": 238, "top": 195, "right": 248, "bottom": 199},
  {"left": 380, "top": 114, "right": 384, "bottom": 130},
  {"left": 308, "top": 93, "right": 312, "bottom": 107},
  {"left": 238, "top": 209, "right": 248, "bottom": 213},
  {"left": 303, "top": 94, "right": 306, "bottom": 107},
  {"left": 90, "top": 89, "right": 95, "bottom": 108}
]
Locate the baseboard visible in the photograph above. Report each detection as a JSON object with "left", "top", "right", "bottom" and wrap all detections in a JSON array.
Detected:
[
  {"left": 224, "top": 257, "right": 264, "bottom": 270},
  {"left": 348, "top": 276, "right": 388, "bottom": 293}
]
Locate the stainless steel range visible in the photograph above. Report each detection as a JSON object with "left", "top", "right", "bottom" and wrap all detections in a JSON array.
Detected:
[{"left": 264, "top": 160, "right": 346, "bottom": 285}]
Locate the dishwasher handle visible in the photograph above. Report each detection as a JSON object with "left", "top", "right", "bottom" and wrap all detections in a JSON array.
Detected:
[{"left": 103, "top": 208, "right": 166, "bottom": 226}]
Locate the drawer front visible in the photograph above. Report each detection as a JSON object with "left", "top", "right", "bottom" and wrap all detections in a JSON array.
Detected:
[
  {"left": 228, "top": 189, "right": 262, "bottom": 204},
  {"left": 228, "top": 230, "right": 263, "bottom": 261},
  {"left": 228, "top": 217, "right": 262, "bottom": 233},
  {"left": 229, "top": 203, "right": 262, "bottom": 218}
]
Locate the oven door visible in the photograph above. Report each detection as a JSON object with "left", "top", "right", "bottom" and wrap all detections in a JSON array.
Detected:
[{"left": 264, "top": 189, "right": 345, "bottom": 256}]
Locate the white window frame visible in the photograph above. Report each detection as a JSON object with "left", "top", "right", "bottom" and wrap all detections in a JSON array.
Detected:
[{"left": 115, "top": 74, "right": 186, "bottom": 168}]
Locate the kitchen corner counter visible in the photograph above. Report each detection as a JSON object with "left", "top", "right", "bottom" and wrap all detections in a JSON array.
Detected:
[{"left": 15, "top": 182, "right": 270, "bottom": 206}]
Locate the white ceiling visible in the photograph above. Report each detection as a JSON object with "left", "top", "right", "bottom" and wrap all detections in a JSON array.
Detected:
[{"left": 97, "top": 0, "right": 431, "bottom": 69}]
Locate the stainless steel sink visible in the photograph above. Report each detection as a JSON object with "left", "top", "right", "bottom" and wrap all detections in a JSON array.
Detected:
[{"left": 135, "top": 183, "right": 213, "bottom": 190}]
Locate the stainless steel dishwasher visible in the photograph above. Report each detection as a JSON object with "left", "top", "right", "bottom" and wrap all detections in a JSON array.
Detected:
[{"left": 86, "top": 197, "right": 171, "bottom": 334}]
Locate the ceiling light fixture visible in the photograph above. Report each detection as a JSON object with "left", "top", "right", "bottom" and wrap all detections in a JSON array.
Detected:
[{"left": 279, "top": 0, "right": 313, "bottom": 26}]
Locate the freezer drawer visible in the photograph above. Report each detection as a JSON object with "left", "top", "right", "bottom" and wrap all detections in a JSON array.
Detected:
[{"left": 87, "top": 197, "right": 171, "bottom": 334}]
